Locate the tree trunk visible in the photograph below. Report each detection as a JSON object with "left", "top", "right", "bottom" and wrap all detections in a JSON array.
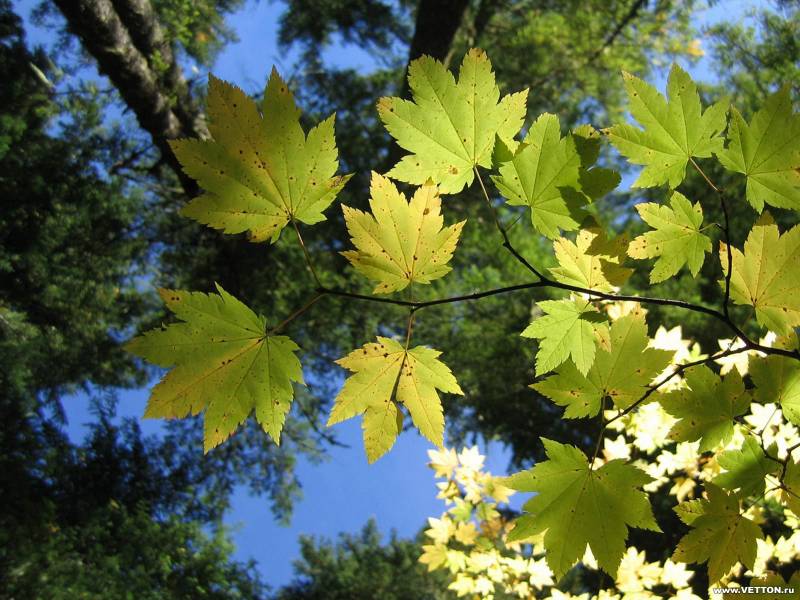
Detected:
[
  {"left": 110, "top": 0, "right": 207, "bottom": 137},
  {"left": 52, "top": 0, "right": 199, "bottom": 196},
  {"left": 400, "top": 0, "right": 470, "bottom": 98}
]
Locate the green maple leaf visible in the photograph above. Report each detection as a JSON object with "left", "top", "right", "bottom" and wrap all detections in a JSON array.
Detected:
[
  {"left": 607, "top": 64, "right": 728, "bottom": 188},
  {"left": 521, "top": 298, "right": 607, "bottom": 376},
  {"left": 674, "top": 498, "right": 706, "bottom": 525},
  {"left": 378, "top": 48, "right": 528, "bottom": 194},
  {"left": 549, "top": 226, "right": 633, "bottom": 293},
  {"left": 660, "top": 366, "right": 749, "bottom": 452},
  {"left": 749, "top": 353, "right": 800, "bottom": 426},
  {"left": 491, "top": 115, "right": 619, "bottom": 238},
  {"left": 125, "top": 285, "right": 303, "bottom": 452},
  {"left": 341, "top": 173, "right": 465, "bottom": 294},
  {"left": 505, "top": 438, "right": 659, "bottom": 580},
  {"left": 627, "top": 191, "right": 711, "bottom": 283},
  {"left": 713, "top": 435, "right": 780, "bottom": 498},
  {"left": 170, "top": 70, "right": 351, "bottom": 243},
  {"left": 720, "top": 212, "right": 800, "bottom": 335},
  {"left": 328, "top": 337, "right": 462, "bottom": 463},
  {"left": 780, "top": 460, "right": 800, "bottom": 516},
  {"left": 716, "top": 86, "right": 800, "bottom": 211},
  {"left": 732, "top": 573, "right": 800, "bottom": 600},
  {"left": 673, "top": 483, "right": 763, "bottom": 583},
  {"left": 533, "top": 313, "right": 673, "bottom": 418}
]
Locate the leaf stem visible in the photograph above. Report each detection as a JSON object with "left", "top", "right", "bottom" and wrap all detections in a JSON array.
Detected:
[
  {"left": 590, "top": 408, "right": 606, "bottom": 468},
  {"left": 473, "top": 166, "right": 546, "bottom": 279},
  {"left": 292, "top": 218, "right": 322, "bottom": 287},
  {"left": 404, "top": 311, "right": 416, "bottom": 350},
  {"left": 269, "top": 293, "right": 325, "bottom": 335},
  {"left": 689, "top": 157, "right": 733, "bottom": 319}
]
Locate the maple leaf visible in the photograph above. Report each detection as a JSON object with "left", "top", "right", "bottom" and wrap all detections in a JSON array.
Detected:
[
  {"left": 673, "top": 483, "right": 763, "bottom": 583},
  {"left": 780, "top": 459, "right": 800, "bottom": 517},
  {"left": 327, "top": 337, "right": 462, "bottom": 462},
  {"left": 660, "top": 366, "right": 749, "bottom": 452},
  {"left": 533, "top": 313, "right": 673, "bottom": 418},
  {"left": 505, "top": 438, "right": 659, "bottom": 580},
  {"left": 713, "top": 435, "right": 780, "bottom": 498},
  {"left": 428, "top": 447, "right": 459, "bottom": 479},
  {"left": 607, "top": 64, "right": 728, "bottom": 188},
  {"left": 125, "top": 285, "right": 303, "bottom": 452},
  {"left": 736, "top": 573, "right": 800, "bottom": 600},
  {"left": 749, "top": 353, "right": 800, "bottom": 426},
  {"left": 492, "top": 115, "right": 619, "bottom": 238},
  {"left": 627, "top": 191, "right": 711, "bottom": 283},
  {"left": 378, "top": 48, "right": 528, "bottom": 194},
  {"left": 418, "top": 544, "right": 448, "bottom": 571},
  {"left": 720, "top": 212, "right": 800, "bottom": 335},
  {"left": 716, "top": 86, "right": 800, "bottom": 211},
  {"left": 341, "top": 173, "right": 465, "bottom": 294},
  {"left": 170, "top": 70, "right": 351, "bottom": 243},
  {"left": 549, "top": 227, "right": 633, "bottom": 293},
  {"left": 521, "top": 298, "right": 608, "bottom": 376},
  {"left": 674, "top": 498, "right": 706, "bottom": 525}
]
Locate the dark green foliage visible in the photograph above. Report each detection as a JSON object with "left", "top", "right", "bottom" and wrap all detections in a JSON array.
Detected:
[
  {"left": 0, "top": 396, "right": 267, "bottom": 599},
  {"left": 279, "top": 0, "right": 410, "bottom": 63},
  {"left": 272, "top": 520, "right": 448, "bottom": 600},
  {"left": 0, "top": 0, "right": 149, "bottom": 405}
]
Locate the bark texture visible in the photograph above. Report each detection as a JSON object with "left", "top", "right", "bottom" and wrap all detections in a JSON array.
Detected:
[{"left": 53, "top": 0, "right": 200, "bottom": 196}]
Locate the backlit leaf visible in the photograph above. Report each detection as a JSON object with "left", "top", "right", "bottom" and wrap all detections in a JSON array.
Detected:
[
  {"left": 378, "top": 48, "right": 527, "bottom": 194},
  {"left": 533, "top": 313, "right": 673, "bottom": 418},
  {"left": 607, "top": 64, "right": 727, "bottom": 188},
  {"left": 341, "top": 173, "right": 464, "bottom": 294},
  {"left": 505, "top": 438, "right": 659, "bottom": 580},
  {"left": 521, "top": 298, "right": 607, "bottom": 376},
  {"left": 328, "top": 337, "right": 462, "bottom": 462},
  {"left": 673, "top": 483, "right": 762, "bottom": 583},
  {"left": 492, "top": 115, "right": 619, "bottom": 238},
  {"left": 549, "top": 227, "right": 633, "bottom": 293},
  {"left": 716, "top": 86, "right": 800, "bottom": 211},
  {"left": 720, "top": 212, "right": 800, "bottom": 335},
  {"left": 749, "top": 351, "right": 800, "bottom": 426},
  {"left": 660, "top": 366, "right": 749, "bottom": 452},
  {"left": 125, "top": 285, "right": 303, "bottom": 452},
  {"left": 171, "top": 71, "right": 351, "bottom": 243},
  {"left": 627, "top": 191, "right": 711, "bottom": 283},
  {"left": 780, "top": 460, "right": 800, "bottom": 516},
  {"left": 713, "top": 435, "right": 780, "bottom": 497}
]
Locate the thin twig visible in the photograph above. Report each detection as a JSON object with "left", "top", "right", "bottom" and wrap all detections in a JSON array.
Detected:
[
  {"left": 473, "top": 166, "right": 545, "bottom": 279},
  {"left": 604, "top": 345, "right": 751, "bottom": 430},
  {"left": 690, "top": 158, "right": 733, "bottom": 318},
  {"left": 294, "top": 391, "right": 349, "bottom": 449},
  {"left": 315, "top": 283, "right": 800, "bottom": 361}
]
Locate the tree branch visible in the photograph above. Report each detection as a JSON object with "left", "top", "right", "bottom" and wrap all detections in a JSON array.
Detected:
[
  {"left": 529, "top": 0, "right": 649, "bottom": 90},
  {"left": 53, "top": 0, "right": 200, "bottom": 196},
  {"left": 110, "top": 0, "right": 207, "bottom": 137}
]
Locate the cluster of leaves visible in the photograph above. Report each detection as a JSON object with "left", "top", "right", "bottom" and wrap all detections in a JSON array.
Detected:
[
  {"left": 509, "top": 305, "right": 800, "bottom": 590},
  {"left": 127, "top": 49, "right": 800, "bottom": 585},
  {"left": 420, "top": 343, "right": 800, "bottom": 598}
]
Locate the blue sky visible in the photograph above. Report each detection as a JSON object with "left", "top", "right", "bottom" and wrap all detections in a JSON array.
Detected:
[{"left": 13, "top": 0, "right": 758, "bottom": 589}]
